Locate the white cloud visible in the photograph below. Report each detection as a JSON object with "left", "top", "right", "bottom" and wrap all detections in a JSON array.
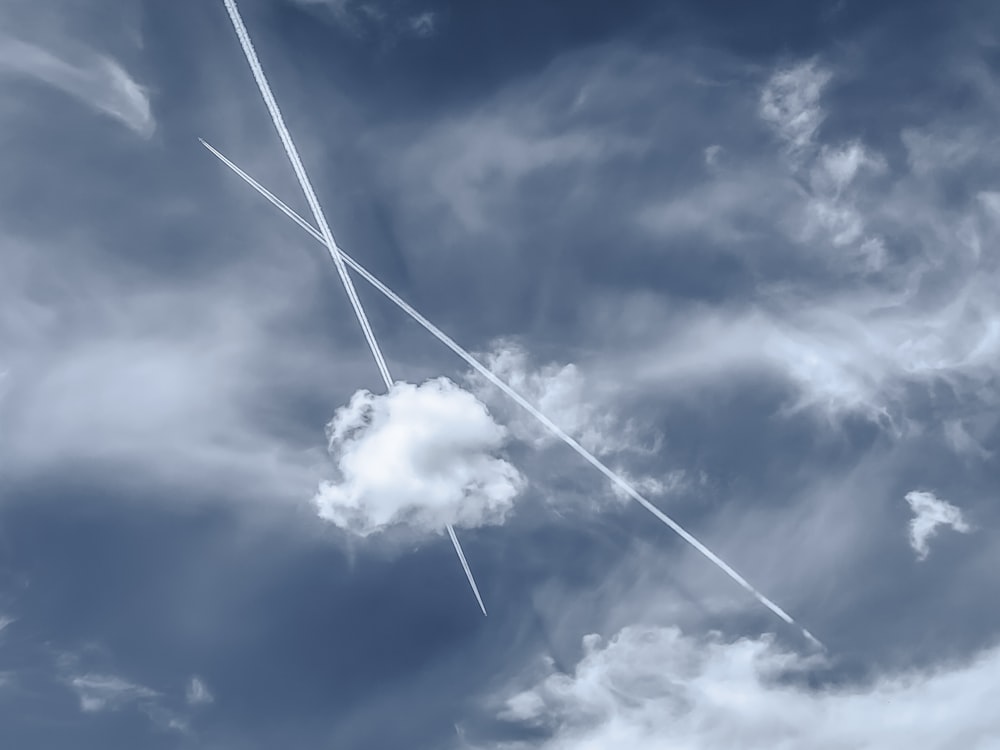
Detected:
[
  {"left": 0, "top": 218, "right": 338, "bottom": 507},
  {"left": 0, "top": 34, "right": 154, "bottom": 136},
  {"left": 608, "top": 468, "right": 687, "bottom": 504},
  {"left": 620, "top": 87, "right": 1000, "bottom": 424},
  {"left": 0, "top": 295, "right": 331, "bottom": 504},
  {"left": 796, "top": 140, "right": 887, "bottom": 264},
  {"left": 645, "top": 65, "right": 887, "bottom": 272},
  {"left": 313, "top": 378, "right": 525, "bottom": 537},
  {"left": 616, "top": 272, "right": 1000, "bottom": 424},
  {"left": 185, "top": 675, "right": 214, "bottom": 706},
  {"left": 483, "top": 625, "right": 1000, "bottom": 750},
  {"left": 905, "top": 490, "right": 972, "bottom": 560},
  {"left": 467, "top": 341, "right": 640, "bottom": 457},
  {"left": 69, "top": 673, "right": 159, "bottom": 713},
  {"left": 61, "top": 666, "right": 189, "bottom": 733},
  {"left": 759, "top": 59, "right": 832, "bottom": 156}
]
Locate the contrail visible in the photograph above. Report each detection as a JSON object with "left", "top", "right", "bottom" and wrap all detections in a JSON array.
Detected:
[
  {"left": 448, "top": 525, "right": 487, "bottom": 616},
  {"left": 218, "top": 0, "right": 486, "bottom": 617},
  {"left": 200, "top": 140, "right": 824, "bottom": 650},
  {"left": 220, "top": 0, "right": 390, "bottom": 387}
]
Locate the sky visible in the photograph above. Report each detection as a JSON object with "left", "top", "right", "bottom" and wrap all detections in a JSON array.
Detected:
[{"left": 1, "top": 0, "right": 999, "bottom": 747}]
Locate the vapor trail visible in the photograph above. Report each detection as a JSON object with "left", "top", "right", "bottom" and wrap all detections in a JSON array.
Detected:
[
  {"left": 220, "top": 0, "right": 391, "bottom": 387},
  {"left": 217, "top": 0, "right": 486, "bottom": 617},
  {"left": 200, "top": 140, "right": 824, "bottom": 650},
  {"left": 448, "top": 525, "right": 487, "bottom": 616}
]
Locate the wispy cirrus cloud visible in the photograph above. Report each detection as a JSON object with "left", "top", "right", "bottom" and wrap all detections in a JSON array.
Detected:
[
  {"left": 0, "top": 33, "right": 153, "bottom": 136},
  {"left": 606, "top": 57, "right": 1000, "bottom": 428},
  {"left": 759, "top": 59, "right": 832, "bottom": 157}
]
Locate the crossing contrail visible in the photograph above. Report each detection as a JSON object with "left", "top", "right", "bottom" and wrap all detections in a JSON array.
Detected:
[
  {"left": 199, "top": 139, "right": 824, "bottom": 650},
  {"left": 219, "top": 0, "right": 487, "bottom": 617},
  {"left": 220, "top": 0, "right": 390, "bottom": 387}
]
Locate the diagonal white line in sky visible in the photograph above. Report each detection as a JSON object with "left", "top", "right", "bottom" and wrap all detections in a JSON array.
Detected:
[
  {"left": 217, "top": 0, "right": 487, "bottom": 617},
  {"left": 199, "top": 139, "right": 824, "bottom": 650}
]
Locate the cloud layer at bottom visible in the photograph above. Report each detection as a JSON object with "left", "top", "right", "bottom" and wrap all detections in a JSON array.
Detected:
[{"left": 484, "top": 625, "right": 1000, "bottom": 750}]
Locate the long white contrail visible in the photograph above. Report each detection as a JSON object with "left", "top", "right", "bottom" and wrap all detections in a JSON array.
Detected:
[
  {"left": 220, "top": 0, "right": 390, "bottom": 386},
  {"left": 218, "top": 0, "right": 487, "bottom": 618},
  {"left": 448, "top": 525, "right": 487, "bottom": 616},
  {"left": 200, "top": 140, "right": 824, "bottom": 650}
]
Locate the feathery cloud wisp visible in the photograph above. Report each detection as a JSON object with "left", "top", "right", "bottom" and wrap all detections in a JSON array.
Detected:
[
  {"left": 0, "top": 34, "right": 153, "bottom": 136},
  {"left": 759, "top": 59, "right": 832, "bottom": 156}
]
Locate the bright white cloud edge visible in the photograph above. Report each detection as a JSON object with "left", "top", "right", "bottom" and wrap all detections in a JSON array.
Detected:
[
  {"left": 313, "top": 378, "right": 525, "bottom": 537},
  {"left": 478, "top": 625, "right": 1000, "bottom": 750}
]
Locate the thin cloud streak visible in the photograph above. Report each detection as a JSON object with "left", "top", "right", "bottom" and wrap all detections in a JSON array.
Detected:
[
  {"left": 198, "top": 140, "right": 822, "bottom": 648},
  {"left": 449, "top": 524, "right": 488, "bottom": 616},
  {"left": 219, "top": 0, "right": 392, "bottom": 388},
  {"left": 0, "top": 33, "right": 154, "bottom": 136}
]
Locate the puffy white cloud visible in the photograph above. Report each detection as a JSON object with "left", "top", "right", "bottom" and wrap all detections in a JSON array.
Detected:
[
  {"left": 185, "top": 675, "right": 214, "bottom": 706},
  {"left": 0, "top": 34, "right": 154, "bottom": 136},
  {"left": 483, "top": 625, "right": 1000, "bottom": 750},
  {"left": 759, "top": 59, "right": 832, "bottom": 156},
  {"left": 905, "top": 490, "right": 972, "bottom": 560},
  {"left": 313, "top": 378, "right": 525, "bottom": 537}
]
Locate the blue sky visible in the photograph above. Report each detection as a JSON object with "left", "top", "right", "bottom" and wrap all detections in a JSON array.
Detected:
[{"left": 1, "top": 0, "right": 999, "bottom": 747}]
